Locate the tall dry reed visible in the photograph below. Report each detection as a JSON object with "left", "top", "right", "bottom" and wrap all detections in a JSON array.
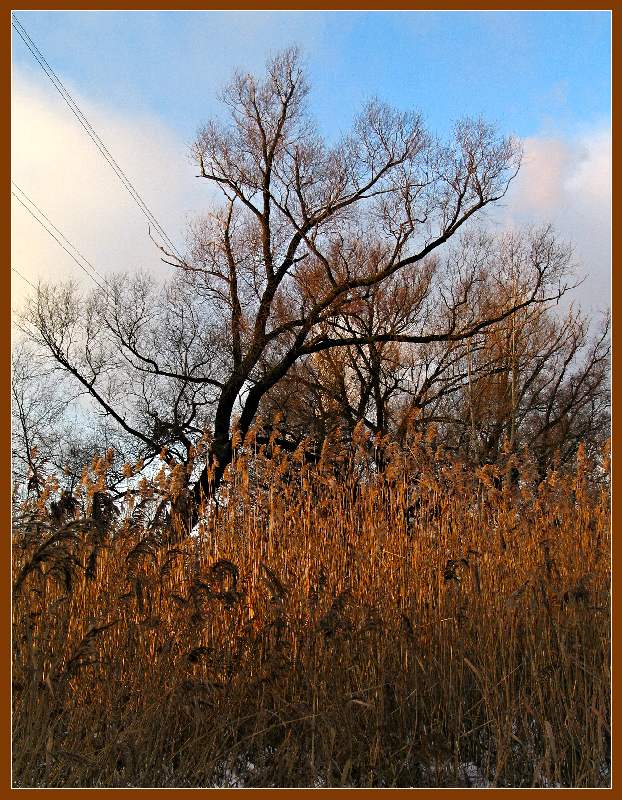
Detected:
[{"left": 12, "top": 428, "right": 610, "bottom": 787}]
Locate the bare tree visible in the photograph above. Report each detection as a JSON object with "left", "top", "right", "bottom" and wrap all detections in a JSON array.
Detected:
[
  {"left": 259, "top": 226, "right": 596, "bottom": 467},
  {"left": 11, "top": 338, "right": 68, "bottom": 495},
  {"left": 466, "top": 304, "right": 610, "bottom": 472},
  {"left": 11, "top": 334, "right": 157, "bottom": 501},
  {"left": 19, "top": 48, "right": 572, "bottom": 528}
]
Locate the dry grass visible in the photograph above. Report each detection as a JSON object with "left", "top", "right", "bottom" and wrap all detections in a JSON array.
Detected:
[{"left": 12, "top": 429, "right": 611, "bottom": 787}]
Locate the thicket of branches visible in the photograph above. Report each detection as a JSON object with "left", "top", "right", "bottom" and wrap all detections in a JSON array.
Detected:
[{"left": 12, "top": 47, "right": 609, "bottom": 524}]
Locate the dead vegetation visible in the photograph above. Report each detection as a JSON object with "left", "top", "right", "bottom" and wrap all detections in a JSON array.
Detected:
[{"left": 12, "top": 428, "right": 610, "bottom": 787}]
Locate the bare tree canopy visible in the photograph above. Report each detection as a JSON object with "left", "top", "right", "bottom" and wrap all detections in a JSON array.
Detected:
[
  {"left": 18, "top": 47, "right": 592, "bottom": 528},
  {"left": 259, "top": 228, "right": 609, "bottom": 474}
]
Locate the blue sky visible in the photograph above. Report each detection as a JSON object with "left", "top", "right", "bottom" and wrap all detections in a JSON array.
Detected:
[
  {"left": 13, "top": 10, "right": 611, "bottom": 142},
  {"left": 11, "top": 11, "right": 611, "bottom": 313}
]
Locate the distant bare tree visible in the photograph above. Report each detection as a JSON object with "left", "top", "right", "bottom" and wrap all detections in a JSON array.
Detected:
[
  {"left": 260, "top": 225, "right": 603, "bottom": 475},
  {"left": 11, "top": 336, "right": 154, "bottom": 500},
  {"left": 12, "top": 339, "right": 67, "bottom": 495},
  {"left": 448, "top": 304, "right": 610, "bottom": 473}
]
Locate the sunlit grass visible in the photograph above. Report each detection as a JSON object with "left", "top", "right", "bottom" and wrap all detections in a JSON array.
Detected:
[{"left": 12, "top": 429, "right": 610, "bottom": 787}]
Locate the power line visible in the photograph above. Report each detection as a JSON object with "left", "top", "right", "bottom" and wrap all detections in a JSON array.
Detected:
[
  {"left": 11, "top": 266, "right": 38, "bottom": 292},
  {"left": 11, "top": 190, "right": 116, "bottom": 302},
  {"left": 11, "top": 12, "right": 184, "bottom": 262},
  {"left": 12, "top": 181, "right": 114, "bottom": 294},
  {"left": 11, "top": 12, "right": 181, "bottom": 259}
]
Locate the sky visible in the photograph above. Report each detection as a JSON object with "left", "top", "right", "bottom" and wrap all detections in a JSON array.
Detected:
[{"left": 11, "top": 10, "right": 611, "bottom": 316}]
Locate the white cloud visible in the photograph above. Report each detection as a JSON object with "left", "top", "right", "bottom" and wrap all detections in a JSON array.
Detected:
[
  {"left": 11, "top": 70, "right": 211, "bottom": 311},
  {"left": 12, "top": 69, "right": 611, "bottom": 322},
  {"left": 495, "top": 123, "right": 611, "bottom": 315}
]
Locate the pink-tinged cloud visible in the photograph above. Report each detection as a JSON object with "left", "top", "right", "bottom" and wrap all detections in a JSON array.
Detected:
[{"left": 497, "top": 124, "right": 611, "bottom": 314}]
